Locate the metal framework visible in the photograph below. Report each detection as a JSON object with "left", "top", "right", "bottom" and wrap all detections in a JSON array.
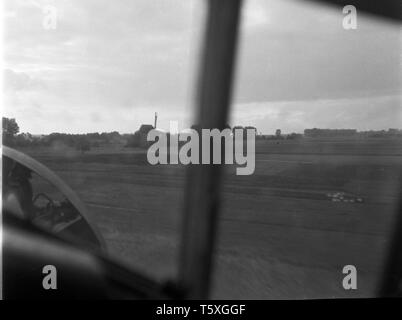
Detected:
[{"left": 179, "top": 0, "right": 243, "bottom": 299}]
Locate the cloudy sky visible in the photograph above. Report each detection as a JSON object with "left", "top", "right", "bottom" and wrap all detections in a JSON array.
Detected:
[{"left": 3, "top": 0, "right": 401, "bottom": 134}]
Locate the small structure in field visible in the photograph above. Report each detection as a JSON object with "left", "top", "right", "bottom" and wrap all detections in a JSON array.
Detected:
[
  {"left": 126, "top": 113, "right": 159, "bottom": 148},
  {"left": 138, "top": 124, "right": 154, "bottom": 148},
  {"left": 126, "top": 124, "right": 154, "bottom": 148},
  {"left": 327, "top": 191, "right": 364, "bottom": 203}
]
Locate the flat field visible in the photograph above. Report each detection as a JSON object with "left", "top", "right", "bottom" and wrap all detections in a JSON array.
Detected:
[{"left": 19, "top": 137, "right": 402, "bottom": 298}]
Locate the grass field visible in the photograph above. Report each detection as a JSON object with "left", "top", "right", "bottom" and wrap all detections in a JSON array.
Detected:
[{"left": 19, "top": 137, "right": 402, "bottom": 299}]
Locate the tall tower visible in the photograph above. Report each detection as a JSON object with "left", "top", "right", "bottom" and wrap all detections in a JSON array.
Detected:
[{"left": 154, "top": 112, "right": 158, "bottom": 128}]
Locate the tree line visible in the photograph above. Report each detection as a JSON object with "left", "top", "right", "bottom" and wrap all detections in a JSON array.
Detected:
[
  {"left": 3, "top": 117, "right": 401, "bottom": 153},
  {"left": 2, "top": 117, "right": 128, "bottom": 153}
]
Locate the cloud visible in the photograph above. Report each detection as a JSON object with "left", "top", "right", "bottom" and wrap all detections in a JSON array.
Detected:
[
  {"left": 234, "top": 0, "right": 401, "bottom": 103},
  {"left": 231, "top": 94, "right": 402, "bottom": 134},
  {"left": 4, "top": 69, "right": 46, "bottom": 91},
  {"left": 3, "top": 0, "right": 401, "bottom": 134}
]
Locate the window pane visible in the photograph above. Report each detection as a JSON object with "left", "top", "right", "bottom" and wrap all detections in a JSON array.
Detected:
[
  {"left": 3, "top": 0, "right": 204, "bottom": 280},
  {"left": 214, "top": 0, "right": 402, "bottom": 298}
]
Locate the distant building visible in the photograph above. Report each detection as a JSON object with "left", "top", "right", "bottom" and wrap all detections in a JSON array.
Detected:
[
  {"left": 304, "top": 128, "right": 357, "bottom": 138},
  {"left": 275, "top": 129, "right": 281, "bottom": 137},
  {"left": 388, "top": 128, "right": 401, "bottom": 135},
  {"left": 137, "top": 124, "right": 154, "bottom": 148}
]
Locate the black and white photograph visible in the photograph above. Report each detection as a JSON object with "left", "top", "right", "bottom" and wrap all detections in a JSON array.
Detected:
[{"left": 1, "top": 0, "right": 402, "bottom": 307}]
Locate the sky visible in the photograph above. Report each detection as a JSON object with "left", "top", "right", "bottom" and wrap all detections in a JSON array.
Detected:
[{"left": 2, "top": 0, "right": 401, "bottom": 134}]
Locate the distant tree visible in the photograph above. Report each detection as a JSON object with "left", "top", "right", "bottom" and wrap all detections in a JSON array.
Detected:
[
  {"left": 99, "top": 131, "right": 122, "bottom": 144},
  {"left": 125, "top": 132, "right": 141, "bottom": 147},
  {"left": 275, "top": 129, "right": 281, "bottom": 138},
  {"left": 76, "top": 137, "right": 91, "bottom": 153},
  {"left": 2, "top": 117, "right": 20, "bottom": 146},
  {"left": 15, "top": 133, "right": 33, "bottom": 147},
  {"left": 91, "top": 141, "right": 100, "bottom": 148},
  {"left": 286, "top": 133, "right": 302, "bottom": 140}
]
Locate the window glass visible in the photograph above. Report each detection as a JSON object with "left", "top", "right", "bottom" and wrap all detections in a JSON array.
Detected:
[
  {"left": 3, "top": 0, "right": 204, "bottom": 280},
  {"left": 214, "top": 0, "right": 402, "bottom": 298}
]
